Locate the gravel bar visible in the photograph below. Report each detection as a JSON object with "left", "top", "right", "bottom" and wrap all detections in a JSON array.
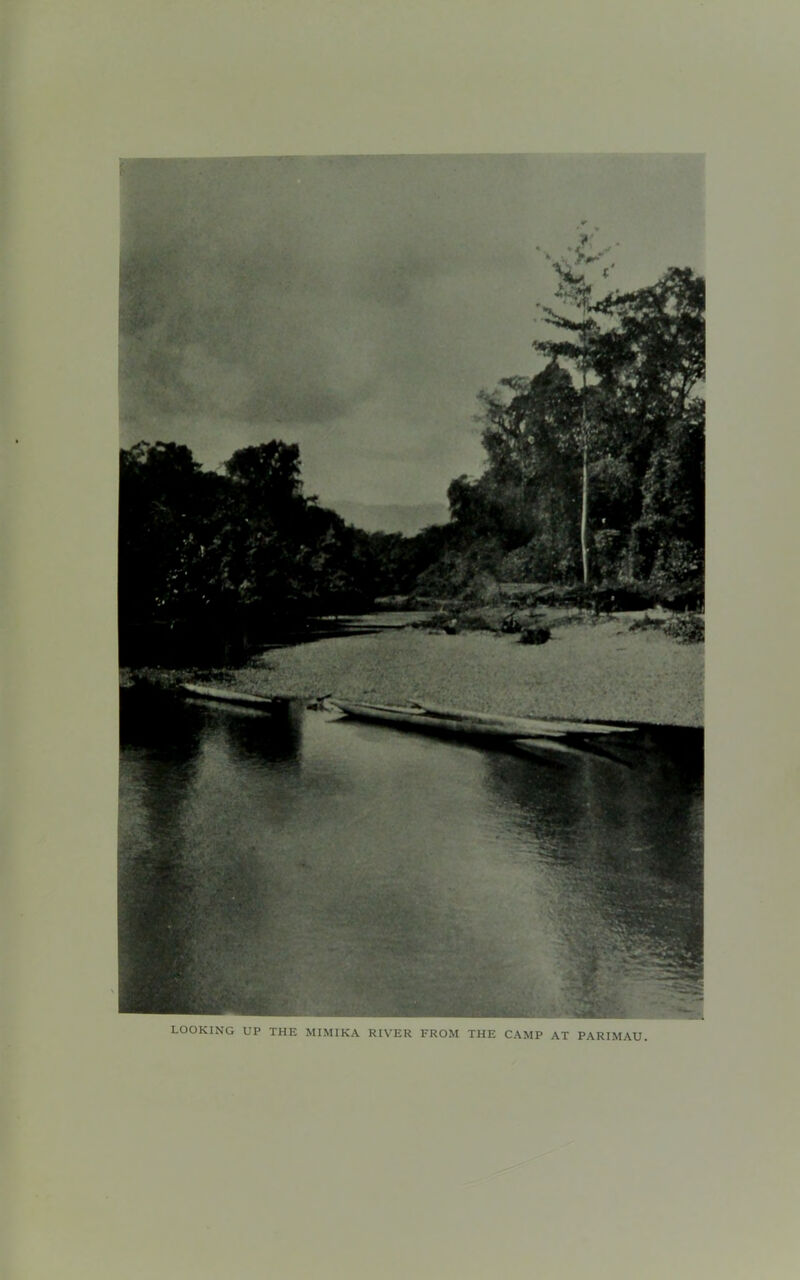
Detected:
[{"left": 231, "top": 619, "right": 703, "bottom": 727}]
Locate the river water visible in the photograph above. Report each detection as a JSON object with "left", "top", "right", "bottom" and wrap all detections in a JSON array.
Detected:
[{"left": 119, "top": 690, "right": 703, "bottom": 1018}]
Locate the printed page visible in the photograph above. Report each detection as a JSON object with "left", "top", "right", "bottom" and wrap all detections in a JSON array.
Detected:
[{"left": 6, "top": 2, "right": 798, "bottom": 1277}]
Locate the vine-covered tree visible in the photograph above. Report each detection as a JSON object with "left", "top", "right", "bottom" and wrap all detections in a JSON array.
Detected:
[
  {"left": 594, "top": 266, "right": 705, "bottom": 584},
  {"left": 466, "top": 361, "right": 582, "bottom": 578}
]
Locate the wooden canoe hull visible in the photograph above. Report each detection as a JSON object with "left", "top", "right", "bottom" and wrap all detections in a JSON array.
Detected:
[
  {"left": 329, "top": 700, "right": 635, "bottom": 766},
  {"left": 411, "top": 700, "right": 636, "bottom": 737},
  {"left": 328, "top": 699, "right": 566, "bottom": 740},
  {"left": 180, "top": 683, "right": 280, "bottom": 711}
]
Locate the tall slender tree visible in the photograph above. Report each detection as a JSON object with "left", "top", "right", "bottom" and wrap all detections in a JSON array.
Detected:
[{"left": 533, "top": 221, "right": 616, "bottom": 583}]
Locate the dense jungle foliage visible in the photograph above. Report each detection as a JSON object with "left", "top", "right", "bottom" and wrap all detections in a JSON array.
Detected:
[
  {"left": 421, "top": 260, "right": 704, "bottom": 602},
  {"left": 119, "top": 250, "right": 704, "bottom": 660}
]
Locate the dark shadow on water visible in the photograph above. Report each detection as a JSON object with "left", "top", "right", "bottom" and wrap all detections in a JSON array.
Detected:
[
  {"left": 118, "top": 690, "right": 305, "bottom": 1012},
  {"left": 120, "top": 686, "right": 304, "bottom": 763}
]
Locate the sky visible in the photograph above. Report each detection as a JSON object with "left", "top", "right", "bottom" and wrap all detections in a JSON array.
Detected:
[{"left": 120, "top": 153, "right": 704, "bottom": 508}]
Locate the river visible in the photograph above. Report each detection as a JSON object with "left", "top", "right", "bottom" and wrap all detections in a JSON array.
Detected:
[{"left": 119, "top": 690, "right": 703, "bottom": 1018}]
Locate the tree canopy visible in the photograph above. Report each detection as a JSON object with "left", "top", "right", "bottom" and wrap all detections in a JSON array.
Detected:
[
  {"left": 118, "top": 438, "right": 386, "bottom": 661},
  {"left": 418, "top": 258, "right": 704, "bottom": 598}
]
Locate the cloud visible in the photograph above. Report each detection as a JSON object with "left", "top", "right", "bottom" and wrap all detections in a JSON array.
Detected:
[
  {"left": 119, "top": 154, "right": 704, "bottom": 502},
  {"left": 120, "top": 253, "right": 386, "bottom": 428},
  {"left": 119, "top": 155, "right": 542, "bottom": 434}
]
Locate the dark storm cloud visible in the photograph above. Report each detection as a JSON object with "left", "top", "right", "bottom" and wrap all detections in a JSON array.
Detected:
[
  {"left": 120, "top": 251, "right": 382, "bottom": 426},
  {"left": 119, "top": 154, "right": 703, "bottom": 503},
  {"left": 119, "top": 155, "right": 540, "bottom": 433}
]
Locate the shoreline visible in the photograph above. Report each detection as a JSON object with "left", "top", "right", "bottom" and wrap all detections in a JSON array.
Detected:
[{"left": 130, "top": 614, "right": 703, "bottom": 728}]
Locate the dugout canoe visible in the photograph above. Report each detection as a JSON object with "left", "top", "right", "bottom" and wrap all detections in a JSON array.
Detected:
[
  {"left": 179, "top": 683, "right": 281, "bottom": 711},
  {"left": 328, "top": 699, "right": 567, "bottom": 740},
  {"left": 410, "top": 700, "right": 636, "bottom": 738}
]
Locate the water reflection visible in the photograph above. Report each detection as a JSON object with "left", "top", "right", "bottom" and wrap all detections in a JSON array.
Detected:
[
  {"left": 119, "top": 694, "right": 703, "bottom": 1018},
  {"left": 482, "top": 738, "right": 702, "bottom": 1017}
]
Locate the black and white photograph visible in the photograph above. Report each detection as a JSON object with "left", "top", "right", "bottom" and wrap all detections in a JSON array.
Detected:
[{"left": 118, "top": 153, "right": 704, "bottom": 1019}]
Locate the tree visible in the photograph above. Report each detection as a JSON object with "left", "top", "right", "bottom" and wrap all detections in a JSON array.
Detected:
[
  {"left": 119, "top": 440, "right": 212, "bottom": 625},
  {"left": 119, "top": 436, "right": 394, "bottom": 660},
  {"left": 224, "top": 441, "right": 304, "bottom": 525},
  {"left": 533, "top": 221, "right": 616, "bottom": 583},
  {"left": 470, "top": 361, "right": 582, "bottom": 577},
  {"left": 594, "top": 267, "right": 705, "bottom": 582},
  {"left": 414, "top": 256, "right": 704, "bottom": 600},
  {"left": 595, "top": 267, "right": 704, "bottom": 424}
]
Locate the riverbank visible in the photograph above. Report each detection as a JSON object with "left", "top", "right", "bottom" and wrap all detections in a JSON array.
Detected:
[{"left": 210, "top": 612, "right": 704, "bottom": 727}]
